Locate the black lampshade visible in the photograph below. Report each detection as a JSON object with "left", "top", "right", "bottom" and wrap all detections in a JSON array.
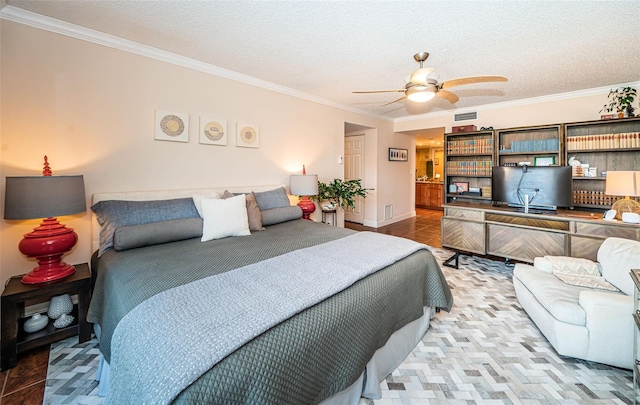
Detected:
[{"left": 4, "top": 175, "right": 86, "bottom": 220}]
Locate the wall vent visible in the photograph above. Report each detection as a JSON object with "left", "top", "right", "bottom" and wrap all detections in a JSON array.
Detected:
[
  {"left": 384, "top": 204, "right": 393, "bottom": 220},
  {"left": 454, "top": 112, "right": 478, "bottom": 121}
]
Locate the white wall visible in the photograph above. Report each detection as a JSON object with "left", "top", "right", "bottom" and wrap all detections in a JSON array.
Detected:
[
  {"left": 0, "top": 20, "right": 399, "bottom": 284},
  {"left": 376, "top": 130, "right": 416, "bottom": 226}
]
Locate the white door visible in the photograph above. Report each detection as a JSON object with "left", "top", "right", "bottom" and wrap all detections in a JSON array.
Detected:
[{"left": 344, "top": 134, "right": 365, "bottom": 224}]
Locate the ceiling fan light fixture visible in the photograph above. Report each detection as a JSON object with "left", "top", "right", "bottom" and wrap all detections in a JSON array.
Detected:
[
  {"left": 409, "top": 67, "right": 435, "bottom": 85},
  {"left": 406, "top": 88, "right": 436, "bottom": 103}
]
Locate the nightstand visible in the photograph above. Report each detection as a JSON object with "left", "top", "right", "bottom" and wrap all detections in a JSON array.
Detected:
[
  {"left": 1, "top": 263, "right": 92, "bottom": 370},
  {"left": 321, "top": 208, "right": 337, "bottom": 226}
]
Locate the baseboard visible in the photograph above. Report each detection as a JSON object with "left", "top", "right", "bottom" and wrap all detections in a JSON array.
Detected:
[{"left": 363, "top": 211, "right": 416, "bottom": 228}]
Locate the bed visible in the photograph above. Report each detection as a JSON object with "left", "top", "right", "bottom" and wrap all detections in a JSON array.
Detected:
[{"left": 86, "top": 185, "right": 453, "bottom": 405}]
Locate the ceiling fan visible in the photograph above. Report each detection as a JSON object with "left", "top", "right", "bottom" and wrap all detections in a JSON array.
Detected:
[{"left": 353, "top": 52, "right": 508, "bottom": 106}]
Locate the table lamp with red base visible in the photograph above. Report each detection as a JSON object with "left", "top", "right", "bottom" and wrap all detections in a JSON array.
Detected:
[
  {"left": 290, "top": 166, "right": 319, "bottom": 220},
  {"left": 4, "top": 156, "right": 86, "bottom": 284}
]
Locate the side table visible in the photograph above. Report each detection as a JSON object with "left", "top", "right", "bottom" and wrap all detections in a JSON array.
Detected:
[
  {"left": 1, "top": 263, "right": 92, "bottom": 370},
  {"left": 321, "top": 208, "right": 337, "bottom": 226}
]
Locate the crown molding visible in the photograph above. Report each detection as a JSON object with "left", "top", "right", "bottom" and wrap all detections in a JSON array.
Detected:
[
  {"left": 0, "top": 6, "right": 393, "bottom": 123},
  {"left": 2, "top": 6, "right": 637, "bottom": 126},
  {"left": 394, "top": 81, "right": 640, "bottom": 124}
]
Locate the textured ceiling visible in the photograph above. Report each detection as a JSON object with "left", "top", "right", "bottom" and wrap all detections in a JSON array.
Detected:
[{"left": 3, "top": 1, "right": 640, "bottom": 120}]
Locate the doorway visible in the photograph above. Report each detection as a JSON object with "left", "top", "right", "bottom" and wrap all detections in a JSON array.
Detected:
[{"left": 344, "top": 134, "right": 365, "bottom": 224}]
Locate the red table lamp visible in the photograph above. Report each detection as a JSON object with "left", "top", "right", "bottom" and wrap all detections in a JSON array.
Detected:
[
  {"left": 4, "top": 156, "right": 86, "bottom": 284},
  {"left": 290, "top": 166, "right": 319, "bottom": 220}
]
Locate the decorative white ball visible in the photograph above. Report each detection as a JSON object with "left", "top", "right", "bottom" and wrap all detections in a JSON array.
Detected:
[
  {"left": 53, "top": 313, "right": 74, "bottom": 329},
  {"left": 23, "top": 313, "right": 49, "bottom": 333},
  {"left": 48, "top": 294, "right": 73, "bottom": 319}
]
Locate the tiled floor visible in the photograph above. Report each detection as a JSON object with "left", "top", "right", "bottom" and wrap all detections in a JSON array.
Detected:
[
  {"left": 0, "top": 345, "right": 49, "bottom": 405},
  {"left": 0, "top": 208, "right": 443, "bottom": 405}
]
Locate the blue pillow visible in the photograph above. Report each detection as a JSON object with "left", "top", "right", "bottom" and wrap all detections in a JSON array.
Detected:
[
  {"left": 253, "top": 187, "right": 290, "bottom": 210},
  {"left": 91, "top": 198, "right": 199, "bottom": 255}
]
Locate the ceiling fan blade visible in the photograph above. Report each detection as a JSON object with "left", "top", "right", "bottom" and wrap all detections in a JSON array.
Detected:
[
  {"left": 436, "top": 89, "right": 459, "bottom": 104},
  {"left": 352, "top": 89, "right": 405, "bottom": 94},
  {"left": 409, "top": 67, "right": 435, "bottom": 85},
  {"left": 381, "top": 95, "right": 407, "bottom": 106},
  {"left": 440, "top": 75, "right": 508, "bottom": 89}
]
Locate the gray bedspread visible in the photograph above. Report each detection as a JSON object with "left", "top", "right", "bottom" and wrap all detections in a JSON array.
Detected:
[{"left": 88, "top": 219, "right": 453, "bottom": 404}]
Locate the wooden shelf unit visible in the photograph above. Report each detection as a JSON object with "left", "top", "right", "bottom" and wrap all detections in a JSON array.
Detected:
[
  {"left": 444, "top": 130, "right": 494, "bottom": 204},
  {"left": 496, "top": 124, "right": 563, "bottom": 167},
  {"left": 441, "top": 118, "right": 640, "bottom": 213},
  {"left": 565, "top": 117, "right": 640, "bottom": 210}
]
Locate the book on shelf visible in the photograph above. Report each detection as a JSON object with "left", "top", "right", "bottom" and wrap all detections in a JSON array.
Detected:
[
  {"left": 445, "top": 160, "right": 493, "bottom": 176},
  {"left": 446, "top": 138, "right": 493, "bottom": 154},
  {"left": 567, "top": 132, "right": 640, "bottom": 151}
]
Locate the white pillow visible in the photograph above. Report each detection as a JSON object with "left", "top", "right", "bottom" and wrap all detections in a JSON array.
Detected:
[
  {"left": 201, "top": 194, "right": 250, "bottom": 241},
  {"left": 192, "top": 192, "right": 221, "bottom": 217}
]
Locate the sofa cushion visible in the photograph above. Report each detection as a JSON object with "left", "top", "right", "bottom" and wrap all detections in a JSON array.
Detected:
[
  {"left": 597, "top": 237, "right": 640, "bottom": 296},
  {"left": 513, "top": 264, "right": 586, "bottom": 326},
  {"left": 544, "top": 255, "right": 602, "bottom": 277},
  {"left": 553, "top": 273, "right": 619, "bottom": 292}
]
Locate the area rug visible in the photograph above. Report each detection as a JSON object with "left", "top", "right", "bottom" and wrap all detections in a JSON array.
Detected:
[{"left": 43, "top": 247, "right": 633, "bottom": 404}]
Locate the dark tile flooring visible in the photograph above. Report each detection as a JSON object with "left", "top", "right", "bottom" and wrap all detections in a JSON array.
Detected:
[{"left": 0, "top": 208, "right": 444, "bottom": 405}]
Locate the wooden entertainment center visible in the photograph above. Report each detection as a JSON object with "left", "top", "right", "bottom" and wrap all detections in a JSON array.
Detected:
[
  {"left": 440, "top": 117, "right": 640, "bottom": 265},
  {"left": 442, "top": 202, "right": 640, "bottom": 264}
]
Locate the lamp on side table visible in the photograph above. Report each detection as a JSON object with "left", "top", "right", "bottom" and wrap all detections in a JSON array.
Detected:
[
  {"left": 4, "top": 156, "right": 86, "bottom": 284},
  {"left": 290, "top": 166, "right": 319, "bottom": 220},
  {"left": 605, "top": 171, "right": 640, "bottom": 223}
]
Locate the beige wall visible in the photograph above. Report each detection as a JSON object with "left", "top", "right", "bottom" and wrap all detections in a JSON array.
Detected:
[
  {"left": 395, "top": 90, "right": 640, "bottom": 135},
  {"left": 0, "top": 21, "right": 399, "bottom": 284}
]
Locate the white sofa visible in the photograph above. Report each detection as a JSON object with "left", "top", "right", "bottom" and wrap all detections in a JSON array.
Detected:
[{"left": 513, "top": 237, "right": 640, "bottom": 369}]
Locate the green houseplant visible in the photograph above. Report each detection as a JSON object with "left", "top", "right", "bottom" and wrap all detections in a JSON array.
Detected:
[
  {"left": 600, "top": 87, "right": 637, "bottom": 118},
  {"left": 311, "top": 178, "right": 370, "bottom": 210}
]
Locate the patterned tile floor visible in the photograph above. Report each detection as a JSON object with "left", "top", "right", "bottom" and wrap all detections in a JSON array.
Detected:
[{"left": 367, "top": 249, "right": 634, "bottom": 405}]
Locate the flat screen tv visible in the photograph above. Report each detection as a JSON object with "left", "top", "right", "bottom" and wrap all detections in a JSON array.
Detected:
[{"left": 492, "top": 165, "right": 573, "bottom": 212}]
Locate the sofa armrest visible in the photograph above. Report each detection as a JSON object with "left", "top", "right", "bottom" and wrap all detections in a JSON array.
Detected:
[
  {"left": 578, "top": 289, "right": 634, "bottom": 368},
  {"left": 579, "top": 290, "right": 632, "bottom": 311}
]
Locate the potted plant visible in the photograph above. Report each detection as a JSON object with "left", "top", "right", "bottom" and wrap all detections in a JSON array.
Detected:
[
  {"left": 311, "top": 178, "right": 370, "bottom": 210},
  {"left": 600, "top": 87, "right": 637, "bottom": 118}
]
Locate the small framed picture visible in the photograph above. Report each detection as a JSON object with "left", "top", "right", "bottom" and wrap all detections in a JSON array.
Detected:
[
  {"left": 389, "top": 148, "right": 408, "bottom": 162},
  {"left": 155, "top": 109, "right": 189, "bottom": 142},
  {"left": 199, "top": 117, "right": 227, "bottom": 146},
  {"left": 236, "top": 122, "right": 260, "bottom": 148},
  {"left": 453, "top": 182, "right": 469, "bottom": 193},
  {"left": 534, "top": 156, "right": 556, "bottom": 166}
]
